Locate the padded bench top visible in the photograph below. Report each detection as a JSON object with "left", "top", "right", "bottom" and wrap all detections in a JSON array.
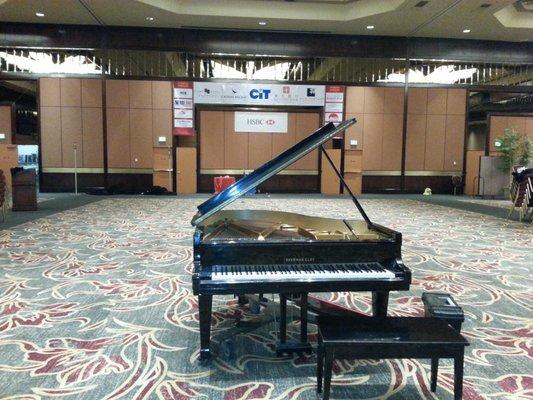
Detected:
[{"left": 317, "top": 316, "right": 468, "bottom": 346}]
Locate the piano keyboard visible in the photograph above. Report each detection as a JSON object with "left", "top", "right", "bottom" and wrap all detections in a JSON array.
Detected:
[{"left": 210, "top": 262, "right": 396, "bottom": 282}]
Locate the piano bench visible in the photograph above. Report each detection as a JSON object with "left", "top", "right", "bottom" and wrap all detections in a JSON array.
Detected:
[{"left": 316, "top": 316, "right": 469, "bottom": 400}]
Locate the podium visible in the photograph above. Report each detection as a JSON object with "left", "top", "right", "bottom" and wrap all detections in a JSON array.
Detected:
[{"left": 11, "top": 168, "right": 37, "bottom": 211}]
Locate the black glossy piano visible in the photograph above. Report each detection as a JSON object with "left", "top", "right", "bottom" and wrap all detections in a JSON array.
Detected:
[{"left": 191, "top": 118, "right": 411, "bottom": 360}]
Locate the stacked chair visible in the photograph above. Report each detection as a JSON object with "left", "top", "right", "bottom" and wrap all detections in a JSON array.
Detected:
[
  {"left": 0, "top": 170, "right": 6, "bottom": 222},
  {"left": 522, "top": 176, "right": 533, "bottom": 222},
  {"left": 509, "top": 166, "right": 533, "bottom": 222}
]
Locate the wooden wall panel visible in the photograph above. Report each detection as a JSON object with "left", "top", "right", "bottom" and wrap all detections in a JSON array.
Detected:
[
  {"left": 507, "top": 116, "right": 526, "bottom": 135},
  {"left": 199, "top": 111, "right": 224, "bottom": 169},
  {"left": 344, "top": 113, "right": 363, "bottom": 151},
  {"left": 60, "top": 107, "right": 83, "bottom": 167},
  {"left": 273, "top": 113, "right": 296, "bottom": 158},
  {"left": 248, "top": 133, "right": 272, "bottom": 169},
  {"left": 60, "top": 79, "right": 81, "bottom": 107},
  {"left": 176, "top": 147, "right": 197, "bottom": 194},
  {"left": 39, "top": 78, "right": 60, "bottom": 107},
  {"left": 152, "top": 109, "right": 172, "bottom": 147},
  {"left": 424, "top": 115, "right": 446, "bottom": 171},
  {"left": 382, "top": 113, "right": 402, "bottom": 171},
  {"left": 446, "top": 89, "right": 466, "bottom": 115},
  {"left": 106, "top": 108, "right": 130, "bottom": 168},
  {"left": 527, "top": 118, "right": 533, "bottom": 137},
  {"left": 405, "top": 114, "right": 426, "bottom": 171},
  {"left": 344, "top": 172, "right": 362, "bottom": 194},
  {"left": 106, "top": 80, "right": 129, "bottom": 108},
  {"left": 152, "top": 81, "right": 172, "bottom": 109},
  {"left": 444, "top": 114, "right": 465, "bottom": 171},
  {"left": 0, "top": 105, "right": 12, "bottom": 144},
  {"left": 81, "top": 79, "right": 102, "bottom": 108},
  {"left": 292, "top": 112, "right": 320, "bottom": 170},
  {"left": 82, "top": 108, "right": 103, "bottom": 168},
  {"left": 344, "top": 150, "right": 362, "bottom": 172},
  {"left": 321, "top": 148, "right": 341, "bottom": 194},
  {"left": 363, "top": 87, "right": 384, "bottom": 114},
  {"left": 40, "top": 106, "right": 62, "bottom": 167},
  {"left": 130, "top": 108, "right": 153, "bottom": 168},
  {"left": 427, "top": 88, "right": 447, "bottom": 115},
  {"left": 153, "top": 171, "right": 172, "bottom": 190},
  {"left": 129, "top": 81, "right": 152, "bottom": 109},
  {"left": 383, "top": 88, "right": 404, "bottom": 114},
  {"left": 0, "top": 144, "right": 18, "bottom": 190},
  {"left": 362, "top": 113, "right": 383, "bottom": 170},
  {"left": 489, "top": 116, "right": 507, "bottom": 153},
  {"left": 345, "top": 86, "right": 365, "bottom": 114},
  {"left": 224, "top": 112, "right": 248, "bottom": 170},
  {"left": 464, "top": 150, "right": 484, "bottom": 195},
  {"left": 408, "top": 88, "right": 427, "bottom": 115},
  {"left": 153, "top": 147, "right": 172, "bottom": 171}
]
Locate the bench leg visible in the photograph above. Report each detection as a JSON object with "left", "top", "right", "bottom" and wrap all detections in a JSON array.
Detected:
[
  {"left": 430, "top": 358, "right": 438, "bottom": 392},
  {"left": 454, "top": 352, "right": 464, "bottom": 400},
  {"left": 371, "top": 291, "right": 389, "bottom": 317},
  {"left": 323, "top": 350, "right": 334, "bottom": 400},
  {"left": 317, "top": 344, "right": 324, "bottom": 393}
]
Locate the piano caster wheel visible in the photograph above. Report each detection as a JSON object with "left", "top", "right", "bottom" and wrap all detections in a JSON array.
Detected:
[
  {"left": 220, "top": 340, "right": 236, "bottom": 360},
  {"left": 199, "top": 349, "right": 211, "bottom": 363},
  {"left": 237, "top": 295, "right": 248, "bottom": 306}
]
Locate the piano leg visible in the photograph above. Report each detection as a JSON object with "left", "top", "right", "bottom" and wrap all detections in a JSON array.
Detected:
[
  {"left": 198, "top": 294, "right": 213, "bottom": 360},
  {"left": 279, "top": 294, "right": 287, "bottom": 344},
  {"left": 372, "top": 291, "right": 389, "bottom": 317},
  {"left": 300, "top": 292, "right": 308, "bottom": 343}
]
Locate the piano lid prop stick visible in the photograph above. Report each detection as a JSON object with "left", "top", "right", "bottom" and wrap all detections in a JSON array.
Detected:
[{"left": 320, "top": 145, "right": 372, "bottom": 227}]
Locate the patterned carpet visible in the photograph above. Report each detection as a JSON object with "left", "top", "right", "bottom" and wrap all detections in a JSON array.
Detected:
[
  {"left": 0, "top": 196, "right": 531, "bottom": 400},
  {"left": 454, "top": 198, "right": 512, "bottom": 210}
]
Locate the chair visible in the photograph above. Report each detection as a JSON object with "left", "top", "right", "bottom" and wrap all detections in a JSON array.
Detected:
[
  {"left": 521, "top": 177, "right": 533, "bottom": 222},
  {"left": 508, "top": 169, "right": 533, "bottom": 222},
  {"left": 0, "top": 170, "right": 6, "bottom": 222}
]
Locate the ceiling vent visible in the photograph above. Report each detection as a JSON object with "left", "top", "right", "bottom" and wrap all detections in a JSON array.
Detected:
[{"left": 415, "top": 1, "right": 429, "bottom": 7}]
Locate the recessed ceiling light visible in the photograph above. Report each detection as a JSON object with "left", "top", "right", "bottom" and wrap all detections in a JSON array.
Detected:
[
  {"left": 35, "top": 12, "right": 45, "bottom": 17},
  {"left": 463, "top": 29, "right": 471, "bottom": 33},
  {"left": 366, "top": 25, "right": 375, "bottom": 30},
  {"left": 146, "top": 16, "right": 154, "bottom": 21},
  {"left": 258, "top": 21, "right": 267, "bottom": 26}
]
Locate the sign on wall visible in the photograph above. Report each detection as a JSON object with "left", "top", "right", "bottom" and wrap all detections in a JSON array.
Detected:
[
  {"left": 173, "top": 81, "right": 194, "bottom": 136},
  {"left": 324, "top": 85, "right": 345, "bottom": 138},
  {"left": 235, "top": 112, "right": 288, "bottom": 133},
  {"left": 194, "top": 82, "right": 325, "bottom": 106}
]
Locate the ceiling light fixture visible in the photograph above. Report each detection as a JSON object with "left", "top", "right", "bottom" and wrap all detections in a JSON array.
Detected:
[
  {"left": 366, "top": 25, "right": 375, "bottom": 30},
  {"left": 258, "top": 21, "right": 267, "bottom": 26},
  {"left": 146, "top": 16, "right": 155, "bottom": 21},
  {"left": 463, "top": 29, "right": 471, "bottom": 33},
  {"left": 35, "top": 12, "right": 45, "bottom": 17}
]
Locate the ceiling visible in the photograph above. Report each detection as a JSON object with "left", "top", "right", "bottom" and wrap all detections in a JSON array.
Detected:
[{"left": 0, "top": 0, "right": 531, "bottom": 42}]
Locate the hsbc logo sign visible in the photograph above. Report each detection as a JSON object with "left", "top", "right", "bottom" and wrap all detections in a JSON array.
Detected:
[
  {"left": 236, "top": 112, "right": 288, "bottom": 133},
  {"left": 246, "top": 118, "right": 276, "bottom": 126},
  {"left": 249, "top": 88, "right": 272, "bottom": 100}
]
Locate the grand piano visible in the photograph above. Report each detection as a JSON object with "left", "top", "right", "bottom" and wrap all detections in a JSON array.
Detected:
[{"left": 191, "top": 118, "right": 411, "bottom": 360}]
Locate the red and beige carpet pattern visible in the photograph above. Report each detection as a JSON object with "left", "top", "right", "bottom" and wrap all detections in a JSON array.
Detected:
[{"left": 0, "top": 196, "right": 531, "bottom": 399}]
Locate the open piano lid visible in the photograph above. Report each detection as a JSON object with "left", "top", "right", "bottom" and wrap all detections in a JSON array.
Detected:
[{"left": 191, "top": 118, "right": 356, "bottom": 226}]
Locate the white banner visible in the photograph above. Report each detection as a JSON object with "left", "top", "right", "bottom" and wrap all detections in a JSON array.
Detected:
[
  {"left": 194, "top": 82, "right": 325, "bottom": 106},
  {"left": 235, "top": 112, "right": 288, "bottom": 133}
]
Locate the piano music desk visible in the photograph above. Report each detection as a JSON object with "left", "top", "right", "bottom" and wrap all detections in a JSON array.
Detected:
[{"left": 316, "top": 316, "right": 469, "bottom": 400}]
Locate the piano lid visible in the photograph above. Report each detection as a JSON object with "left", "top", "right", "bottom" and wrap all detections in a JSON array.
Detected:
[{"left": 191, "top": 118, "right": 356, "bottom": 226}]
